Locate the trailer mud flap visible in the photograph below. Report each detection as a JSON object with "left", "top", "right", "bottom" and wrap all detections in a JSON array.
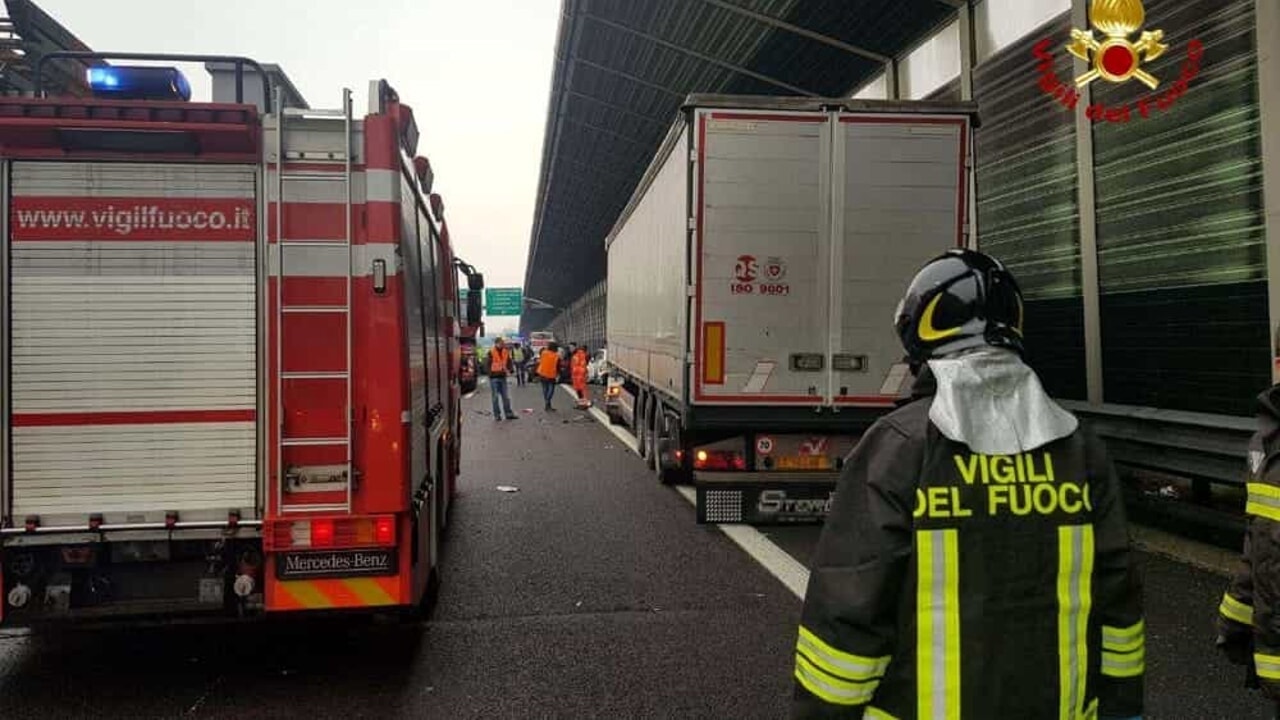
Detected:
[{"left": 695, "top": 472, "right": 838, "bottom": 525}]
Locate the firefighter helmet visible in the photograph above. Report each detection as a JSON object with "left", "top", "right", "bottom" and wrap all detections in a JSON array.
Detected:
[{"left": 893, "top": 249, "right": 1025, "bottom": 363}]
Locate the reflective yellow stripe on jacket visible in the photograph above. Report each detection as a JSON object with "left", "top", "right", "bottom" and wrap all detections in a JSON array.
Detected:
[
  {"left": 1219, "top": 593, "right": 1254, "bottom": 626},
  {"left": 917, "top": 529, "right": 960, "bottom": 720},
  {"left": 794, "top": 626, "right": 890, "bottom": 707},
  {"left": 1247, "top": 483, "right": 1280, "bottom": 522},
  {"left": 1257, "top": 652, "right": 1280, "bottom": 681},
  {"left": 1057, "top": 524, "right": 1095, "bottom": 720},
  {"left": 1101, "top": 619, "right": 1144, "bottom": 678}
]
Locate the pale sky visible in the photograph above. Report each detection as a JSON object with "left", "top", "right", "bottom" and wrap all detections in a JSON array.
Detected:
[{"left": 40, "top": 0, "right": 561, "bottom": 331}]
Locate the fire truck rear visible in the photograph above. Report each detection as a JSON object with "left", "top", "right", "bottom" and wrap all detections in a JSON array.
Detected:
[{"left": 0, "top": 53, "right": 476, "bottom": 625}]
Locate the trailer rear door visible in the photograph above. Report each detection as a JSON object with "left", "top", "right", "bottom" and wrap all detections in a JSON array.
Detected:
[
  {"left": 832, "top": 114, "right": 969, "bottom": 406},
  {"left": 692, "top": 110, "right": 833, "bottom": 405},
  {"left": 5, "top": 162, "right": 258, "bottom": 526},
  {"left": 691, "top": 108, "right": 969, "bottom": 407}
]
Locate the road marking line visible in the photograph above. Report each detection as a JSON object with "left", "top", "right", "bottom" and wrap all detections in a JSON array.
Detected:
[
  {"left": 675, "top": 486, "right": 808, "bottom": 599},
  {"left": 573, "top": 387, "right": 808, "bottom": 601}
]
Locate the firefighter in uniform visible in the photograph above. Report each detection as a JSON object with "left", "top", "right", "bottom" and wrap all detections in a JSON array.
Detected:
[
  {"left": 1217, "top": 383, "right": 1280, "bottom": 718},
  {"left": 792, "top": 249, "right": 1144, "bottom": 719}
]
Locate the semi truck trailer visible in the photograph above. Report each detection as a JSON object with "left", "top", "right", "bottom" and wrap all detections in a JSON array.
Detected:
[{"left": 603, "top": 94, "right": 979, "bottom": 525}]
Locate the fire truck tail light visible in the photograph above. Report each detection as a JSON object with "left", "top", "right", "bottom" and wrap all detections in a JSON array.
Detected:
[
  {"left": 373, "top": 259, "right": 387, "bottom": 294},
  {"left": 272, "top": 516, "right": 398, "bottom": 550},
  {"left": 311, "top": 519, "right": 335, "bottom": 547},
  {"left": 376, "top": 516, "right": 395, "bottom": 545},
  {"left": 288, "top": 522, "right": 311, "bottom": 548}
]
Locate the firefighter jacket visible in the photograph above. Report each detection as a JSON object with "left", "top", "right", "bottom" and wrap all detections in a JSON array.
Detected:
[
  {"left": 792, "top": 376, "right": 1145, "bottom": 719},
  {"left": 1218, "top": 384, "right": 1280, "bottom": 701}
]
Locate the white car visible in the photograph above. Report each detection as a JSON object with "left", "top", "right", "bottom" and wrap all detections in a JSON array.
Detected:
[{"left": 587, "top": 348, "right": 608, "bottom": 384}]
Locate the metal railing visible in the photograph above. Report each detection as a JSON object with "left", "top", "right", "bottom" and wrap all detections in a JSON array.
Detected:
[
  {"left": 1062, "top": 401, "right": 1253, "bottom": 486},
  {"left": 1062, "top": 400, "right": 1254, "bottom": 544}
]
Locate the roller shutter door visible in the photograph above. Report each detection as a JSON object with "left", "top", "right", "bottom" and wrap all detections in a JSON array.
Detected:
[{"left": 8, "top": 162, "right": 258, "bottom": 524}]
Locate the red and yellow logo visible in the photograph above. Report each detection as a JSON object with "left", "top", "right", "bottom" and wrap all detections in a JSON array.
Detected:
[
  {"left": 1067, "top": 0, "right": 1167, "bottom": 89},
  {"left": 1033, "top": 0, "right": 1203, "bottom": 124}
]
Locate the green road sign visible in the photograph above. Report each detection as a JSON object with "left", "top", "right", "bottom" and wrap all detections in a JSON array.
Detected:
[{"left": 485, "top": 287, "right": 523, "bottom": 316}]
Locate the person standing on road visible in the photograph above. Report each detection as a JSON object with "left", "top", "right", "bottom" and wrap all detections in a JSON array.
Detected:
[
  {"left": 486, "top": 337, "right": 518, "bottom": 422},
  {"left": 1216, "top": 384, "right": 1280, "bottom": 719},
  {"left": 512, "top": 343, "right": 527, "bottom": 387},
  {"left": 571, "top": 343, "right": 590, "bottom": 409},
  {"left": 537, "top": 341, "right": 561, "bottom": 412},
  {"left": 791, "top": 249, "right": 1144, "bottom": 719}
]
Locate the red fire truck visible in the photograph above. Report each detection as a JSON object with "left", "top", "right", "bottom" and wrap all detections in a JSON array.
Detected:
[{"left": 0, "top": 52, "right": 480, "bottom": 624}]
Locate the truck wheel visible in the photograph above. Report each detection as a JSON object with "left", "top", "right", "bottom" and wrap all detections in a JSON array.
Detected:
[
  {"left": 636, "top": 394, "right": 649, "bottom": 459},
  {"left": 658, "top": 419, "right": 688, "bottom": 485},
  {"left": 643, "top": 401, "right": 658, "bottom": 465},
  {"left": 648, "top": 407, "right": 661, "bottom": 478}
]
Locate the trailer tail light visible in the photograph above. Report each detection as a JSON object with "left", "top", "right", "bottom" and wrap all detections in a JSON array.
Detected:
[
  {"left": 694, "top": 450, "right": 746, "bottom": 471},
  {"left": 271, "top": 516, "right": 398, "bottom": 550}
]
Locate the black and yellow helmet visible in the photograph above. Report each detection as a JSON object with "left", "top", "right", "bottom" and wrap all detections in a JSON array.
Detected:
[{"left": 893, "top": 249, "right": 1025, "bottom": 363}]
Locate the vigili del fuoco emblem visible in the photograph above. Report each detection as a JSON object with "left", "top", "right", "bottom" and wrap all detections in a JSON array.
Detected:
[{"left": 1067, "top": 0, "right": 1168, "bottom": 89}]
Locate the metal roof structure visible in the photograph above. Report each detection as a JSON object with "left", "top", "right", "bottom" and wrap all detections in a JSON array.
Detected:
[
  {"left": 522, "top": 0, "right": 967, "bottom": 328},
  {"left": 0, "top": 0, "right": 95, "bottom": 97}
]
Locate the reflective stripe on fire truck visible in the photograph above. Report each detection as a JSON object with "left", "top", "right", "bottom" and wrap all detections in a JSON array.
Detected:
[{"left": 272, "top": 576, "right": 400, "bottom": 610}]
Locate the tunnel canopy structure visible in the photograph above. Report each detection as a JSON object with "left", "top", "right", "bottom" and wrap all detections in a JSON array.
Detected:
[{"left": 522, "top": 0, "right": 968, "bottom": 332}]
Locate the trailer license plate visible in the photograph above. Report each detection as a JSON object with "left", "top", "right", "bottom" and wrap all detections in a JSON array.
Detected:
[
  {"left": 777, "top": 456, "right": 831, "bottom": 470},
  {"left": 276, "top": 549, "right": 398, "bottom": 580}
]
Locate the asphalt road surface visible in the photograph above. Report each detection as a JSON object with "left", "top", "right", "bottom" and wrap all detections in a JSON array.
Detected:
[{"left": 0, "top": 380, "right": 1273, "bottom": 719}]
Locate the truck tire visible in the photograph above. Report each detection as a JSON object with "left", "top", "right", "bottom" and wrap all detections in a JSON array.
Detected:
[
  {"left": 648, "top": 405, "right": 663, "bottom": 479},
  {"left": 654, "top": 413, "right": 688, "bottom": 485},
  {"left": 636, "top": 393, "right": 649, "bottom": 459}
]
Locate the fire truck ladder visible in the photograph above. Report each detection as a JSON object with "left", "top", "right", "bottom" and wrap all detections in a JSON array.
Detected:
[{"left": 274, "top": 88, "right": 355, "bottom": 514}]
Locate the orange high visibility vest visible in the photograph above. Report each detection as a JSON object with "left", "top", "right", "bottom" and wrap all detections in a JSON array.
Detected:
[
  {"left": 489, "top": 347, "right": 510, "bottom": 375},
  {"left": 537, "top": 350, "right": 559, "bottom": 380}
]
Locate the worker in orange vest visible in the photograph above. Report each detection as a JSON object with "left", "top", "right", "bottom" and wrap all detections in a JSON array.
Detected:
[
  {"left": 571, "top": 344, "right": 591, "bottom": 409},
  {"left": 536, "top": 342, "right": 561, "bottom": 412},
  {"left": 486, "top": 337, "right": 518, "bottom": 421}
]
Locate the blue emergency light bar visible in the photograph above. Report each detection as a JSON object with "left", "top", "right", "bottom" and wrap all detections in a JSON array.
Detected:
[{"left": 86, "top": 65, "right": 192, "bottom": 102}]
